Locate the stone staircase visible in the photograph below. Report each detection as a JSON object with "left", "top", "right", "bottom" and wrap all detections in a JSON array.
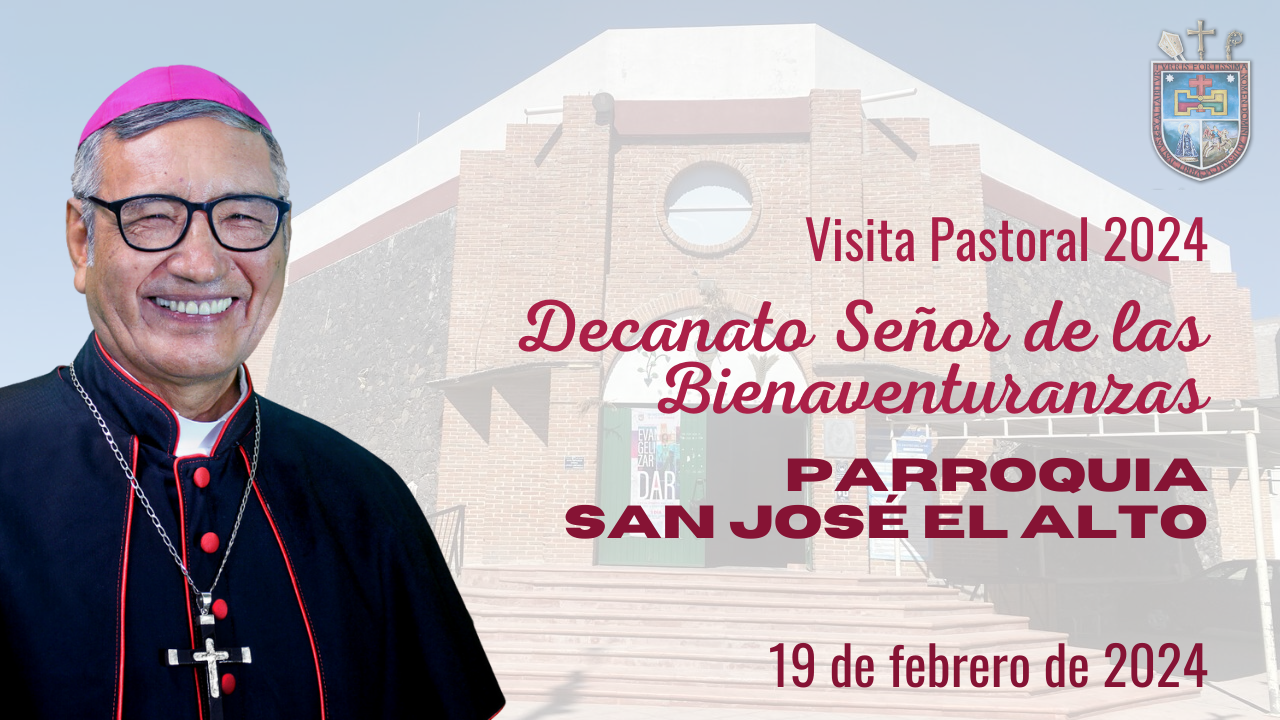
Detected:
[{"left": 460, "top": 566, "right": 1198, "bottom": 719}]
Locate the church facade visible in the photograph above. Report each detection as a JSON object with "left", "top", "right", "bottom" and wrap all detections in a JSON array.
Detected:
[{"left": 255, "top": 26, "right": 1268, "bottom": 584}]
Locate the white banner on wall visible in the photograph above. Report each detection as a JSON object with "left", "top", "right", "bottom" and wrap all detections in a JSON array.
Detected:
[{"left": 631, "top": 408, "right": 681, "bottom": 530}]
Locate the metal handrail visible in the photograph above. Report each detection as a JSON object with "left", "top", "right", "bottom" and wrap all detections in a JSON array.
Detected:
[{"left": 424, "top": 504, "right": 466, "bottom": 578}]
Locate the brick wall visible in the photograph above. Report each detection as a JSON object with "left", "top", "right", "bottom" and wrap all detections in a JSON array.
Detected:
[{"left": 1168, "top": 260, "right": 1258, "bottom": 399}]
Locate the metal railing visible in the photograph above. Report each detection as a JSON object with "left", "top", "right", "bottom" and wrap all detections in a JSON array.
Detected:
[{"left": 425, "top": 504, "right": 466, "bottom": 578}]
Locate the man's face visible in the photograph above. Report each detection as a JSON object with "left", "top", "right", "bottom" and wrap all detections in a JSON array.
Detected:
[{"left": 67, "top": 117, "right": 288, "bottom": 388}]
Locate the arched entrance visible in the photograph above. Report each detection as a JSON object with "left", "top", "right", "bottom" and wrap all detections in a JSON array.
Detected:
[{"left": 596, "top": 311, "right": 809, "bottom": 568}]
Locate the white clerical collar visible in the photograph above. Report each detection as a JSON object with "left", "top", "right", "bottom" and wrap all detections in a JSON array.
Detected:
[
  {"left": 174, "top": 370, "right": 249, "bottom": 457},
  {"left": 114, "top": 364, "right": 250, "bottom": 457}
]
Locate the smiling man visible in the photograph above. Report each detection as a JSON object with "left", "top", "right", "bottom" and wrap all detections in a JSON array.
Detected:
[{"left": 0, "top": 66, "right": 504, "bottom": 719}]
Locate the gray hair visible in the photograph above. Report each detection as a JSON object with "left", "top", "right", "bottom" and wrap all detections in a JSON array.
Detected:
[{"left": 71, "top": 100, "right": 289, "bottom": 263}]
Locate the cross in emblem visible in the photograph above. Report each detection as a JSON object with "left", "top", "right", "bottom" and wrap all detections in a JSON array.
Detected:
[
  {"left": 165, "top": 594, "right": 252, "bottom": 720},
  {"left": 1186, "top": 20, "right": 1215, "bottom": 61},
  {"left": 1188, "top": 74, "right": 1214, "bottom": 96}
]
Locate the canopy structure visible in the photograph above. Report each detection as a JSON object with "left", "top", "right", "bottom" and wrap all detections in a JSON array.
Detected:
[
  {"left": 886, "top": 398, "right": 1280, "bottom": 469},
  {"left": 884, "top": 398, "right": 1280, "bottom": 713}
]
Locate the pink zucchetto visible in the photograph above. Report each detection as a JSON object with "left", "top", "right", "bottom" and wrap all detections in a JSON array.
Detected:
[{"left": 79, "top": 65, "right": 270, "bottom": 145}]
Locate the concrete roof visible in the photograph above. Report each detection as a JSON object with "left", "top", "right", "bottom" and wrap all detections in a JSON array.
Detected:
[{"left": 289, "top": 24, "right": 1231, "bottom": 274}]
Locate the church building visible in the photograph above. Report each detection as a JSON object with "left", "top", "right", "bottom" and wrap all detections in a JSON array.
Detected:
[{"left": 252, "top": 24, "right": 1266, "bottom": 584}]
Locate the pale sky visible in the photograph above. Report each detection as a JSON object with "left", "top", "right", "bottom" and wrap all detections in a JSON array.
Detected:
[{"left": 1, "top": 0, "right": 1274, "bottom": 386}]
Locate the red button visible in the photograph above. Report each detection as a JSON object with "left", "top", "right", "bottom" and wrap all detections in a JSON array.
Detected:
[
  {"left": 200, "top": 532, "right": 220, "bottom": 554},
  {"left": 212, "top": 598, "right": 228, "bottom": 620},
  {"left": 193, "top": 467, "right": 210, "bottom": 488},
  {"left": 221, "top": 673, "right": 236, "bottom": 694}
]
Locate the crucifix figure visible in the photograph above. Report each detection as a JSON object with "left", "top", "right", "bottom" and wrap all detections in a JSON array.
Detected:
[
  {"left": 165, "top": 594, "right": 252, "bottom": 720},
  {"left": 1187, "top": 20, "right": 1215, "bottom": 61}
]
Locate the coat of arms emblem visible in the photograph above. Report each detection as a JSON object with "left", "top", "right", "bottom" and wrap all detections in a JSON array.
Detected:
[{"left": 1151, "top": 22, "right": 1249, "bottom": 180}]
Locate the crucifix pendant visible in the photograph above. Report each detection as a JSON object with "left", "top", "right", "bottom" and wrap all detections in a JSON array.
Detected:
[{"left": 164, "top": 593, "right": 252, "bottom": 720}]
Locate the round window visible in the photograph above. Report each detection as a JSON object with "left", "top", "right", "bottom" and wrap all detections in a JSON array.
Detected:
[{"left": 663, "top": 163, "right": 754, "bottom": 250}]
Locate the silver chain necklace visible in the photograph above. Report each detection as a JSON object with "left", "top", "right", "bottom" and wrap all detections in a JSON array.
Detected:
[{"left": 68, "top": 362, "right": 261, "bottom": 614}]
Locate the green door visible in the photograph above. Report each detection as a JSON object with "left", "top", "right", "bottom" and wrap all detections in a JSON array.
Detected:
[{"left": 597, "top": 405, "right": 706, "bottom": 567}]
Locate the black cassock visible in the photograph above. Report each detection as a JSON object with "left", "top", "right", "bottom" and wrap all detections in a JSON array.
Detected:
[{"left": 0, "top": 335, "right": 505, "bottom": 719}]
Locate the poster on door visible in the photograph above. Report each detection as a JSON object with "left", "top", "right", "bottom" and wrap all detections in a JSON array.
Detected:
[
  {"left": 631, "top": 408, "right": 681, "bottom": 530},
  {"left": 868, "top": 463, "right": 932, "bottom": 562}
]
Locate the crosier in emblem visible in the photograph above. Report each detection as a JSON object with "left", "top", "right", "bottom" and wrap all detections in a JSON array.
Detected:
[{"left": 1151, "top": 20, "right": 1249, "bottom": 180}]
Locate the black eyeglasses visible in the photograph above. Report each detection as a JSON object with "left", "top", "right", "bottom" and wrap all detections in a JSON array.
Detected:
[{"left": 85, "top": 194, "right": 291, "bottom": 252}]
